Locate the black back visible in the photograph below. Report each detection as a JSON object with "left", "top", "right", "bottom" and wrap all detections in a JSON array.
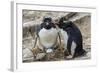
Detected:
[{"left": 58, "top": 17, "right": 86, "bottom": 58}]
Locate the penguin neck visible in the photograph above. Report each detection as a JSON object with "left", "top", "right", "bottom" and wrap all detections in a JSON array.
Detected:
[
  {"left": 44, "top": 27, "right": 52, "bottom": 30},
  {"left": 43, "top": 27, "right": 55, "bottom": 30}
]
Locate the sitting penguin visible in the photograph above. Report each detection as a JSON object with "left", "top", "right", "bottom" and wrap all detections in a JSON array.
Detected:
[
  {"left": 36, "top": 17, "right": 61, "bottom": 54},
  {"left": 57, "top": 17, "right": 86, "bottom": 59}
]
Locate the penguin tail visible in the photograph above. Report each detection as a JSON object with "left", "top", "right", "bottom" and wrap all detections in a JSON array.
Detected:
[{"left": 73, "top": 49, "right": 87, "bottom": 58}]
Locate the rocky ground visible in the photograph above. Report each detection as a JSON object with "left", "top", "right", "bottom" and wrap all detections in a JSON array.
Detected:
[{"left": 22, "top": 10, "right": 91, "bottom": 62}]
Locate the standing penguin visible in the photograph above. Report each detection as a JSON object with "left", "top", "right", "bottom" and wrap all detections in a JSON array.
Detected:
[
  {"left": 36, "top": 17, "right": 60, "bottom": 54},
  {"left": 57, "top": 17, "right": 86, "bottom": 58}
]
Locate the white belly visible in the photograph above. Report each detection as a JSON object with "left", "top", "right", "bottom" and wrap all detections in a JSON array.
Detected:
[
  {"left": 38, "top": 28, "right": 58, "bottom": 48},
  {"left": 60, "top": 29, "right": 76, "bottom": 58},
  {"left": 60, "top": 29, "right": 68, "bottom": 49}
]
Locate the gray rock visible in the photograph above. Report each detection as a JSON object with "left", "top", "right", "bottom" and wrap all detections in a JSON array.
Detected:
[{"left": 23, "top": 48, "right": 46, "bottom": 62}]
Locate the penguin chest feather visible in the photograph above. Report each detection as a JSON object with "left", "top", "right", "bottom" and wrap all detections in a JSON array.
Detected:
[
  {"left": 60, "top": 29, "right": 68, "bottom": 49},
  {"left": 38, "top": 28, "right": 58, "bottom": 48}
]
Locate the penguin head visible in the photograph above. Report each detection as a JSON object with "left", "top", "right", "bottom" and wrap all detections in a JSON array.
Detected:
[
  {"left": 57, "top": 17, "right": 73, "bottom": 29},
  {"left": 41, "top": 17, "right": 56, "bottom": 29},
  {"left": 56, "top": 17, "right": 66, "bottom": 29}
]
